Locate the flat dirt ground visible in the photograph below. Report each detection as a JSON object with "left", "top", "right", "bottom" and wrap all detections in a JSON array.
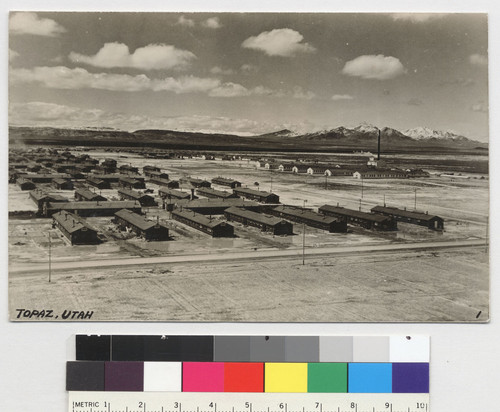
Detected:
[
  {"left": 9, "top": 248, "right": 488, "bottom": 322},
  {"left": 8, "top": 150, "right": 490, "bottom": 322}
]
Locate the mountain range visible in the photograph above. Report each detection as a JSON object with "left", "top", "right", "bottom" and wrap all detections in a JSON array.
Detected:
[{"left": 9, "top": 123, "right": 488, "bottom": 153}]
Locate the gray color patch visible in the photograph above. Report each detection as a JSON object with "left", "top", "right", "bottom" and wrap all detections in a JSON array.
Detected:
[
  {"left": 285, "top": 336, "right": 319, "bottom": 362},
  {"left": 319, "top": 336, "right": 354, "bottom": 362},
  {"left": 214, "top": 336, "right": 251, "bottom": 361},
  {"left": 249, "top": 336, "right": 286, "bottom": 362},
  {"left": 353, "top": 336, "right": 390, "bottom": 362}
]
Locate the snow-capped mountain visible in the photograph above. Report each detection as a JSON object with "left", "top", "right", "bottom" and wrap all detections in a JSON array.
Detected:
[
  {"left": 352, "top": 122, "right": 380, "bottom": 134},
  {"left": 257, "top": 129, "right": 303, "bottom": 138},
  {"left": 403, "top": 127, "right": 470, "bottom": 142}
]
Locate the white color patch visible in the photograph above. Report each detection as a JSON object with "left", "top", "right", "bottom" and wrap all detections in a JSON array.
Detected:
[
  {"left": 143, "top": 362, "right": 182, "bottom": 392},
  {"left": 390, "top": 336, "right": 430, "bottom": 362}
]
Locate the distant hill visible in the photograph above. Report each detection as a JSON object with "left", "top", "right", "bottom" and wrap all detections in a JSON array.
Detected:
[
  {"left": 403, "top": 127, "right": 479, "bottom": 144},
  {"left": 9, "top": 124, "right": 488, "bottom": 154}
]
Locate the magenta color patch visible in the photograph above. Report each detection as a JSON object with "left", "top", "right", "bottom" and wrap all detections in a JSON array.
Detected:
[{"left": 182, "top": 362, "right": 224, "bottom": 392}]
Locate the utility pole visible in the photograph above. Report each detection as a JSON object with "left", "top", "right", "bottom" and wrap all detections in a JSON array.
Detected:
[
  {"left": 302, "top": 200, "right": 307, "bottom": 265},
  {"left": 48, "top": 231, "right": 52, "bottom": 283},
  {"left": 486, "top": 216, "right": 489, "bottom": 253},
  {"left": 361, "top": 176, "right": 364, "bottom": 199},
  {"left": 325, "top": 174, "right": 328, "bottom": 190}
]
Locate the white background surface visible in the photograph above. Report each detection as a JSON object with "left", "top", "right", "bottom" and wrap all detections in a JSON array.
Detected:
[{"left": 1, "top": 1, "right": 498, "bottom": 411}]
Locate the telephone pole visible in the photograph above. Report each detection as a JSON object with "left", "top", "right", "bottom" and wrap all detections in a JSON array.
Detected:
[
  {"left": 48, "top": 232, "right": 52, "bottom": 283},
  {"left": 302, "top": 200, "right": 307, "bottom": 265}
]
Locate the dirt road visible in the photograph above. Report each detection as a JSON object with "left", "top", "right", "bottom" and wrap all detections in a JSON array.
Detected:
[{"left": 10, "top": 238, "right": 486, "bottom": 275}]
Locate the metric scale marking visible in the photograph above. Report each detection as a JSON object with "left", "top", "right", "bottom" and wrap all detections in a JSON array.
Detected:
[{"left": 69, "top": 392, "right": 429, "bottom": 412}]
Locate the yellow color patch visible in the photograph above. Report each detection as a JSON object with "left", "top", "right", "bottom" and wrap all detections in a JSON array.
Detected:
[{"left": 265, "top": 363, "right": 308, "bottom": 393}]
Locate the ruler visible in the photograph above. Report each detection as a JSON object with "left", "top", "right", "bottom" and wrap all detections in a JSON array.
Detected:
[{"left": 69, "top": 392, "right": 429, "bottom": 412}]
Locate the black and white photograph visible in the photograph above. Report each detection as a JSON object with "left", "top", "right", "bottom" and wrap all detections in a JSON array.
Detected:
[{"left": 8, "top": 11, "right": 489, "bottom": 322}]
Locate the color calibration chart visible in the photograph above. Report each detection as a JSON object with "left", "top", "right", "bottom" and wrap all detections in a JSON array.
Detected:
[{"left": 68, "top": 335, "right": 429, "bottom": 412}]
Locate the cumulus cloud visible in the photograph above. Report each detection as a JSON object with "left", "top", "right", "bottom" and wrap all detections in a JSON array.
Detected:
[
  {"left": 331, "top": 94, "right": 354, "bottom": 101},
  {"left": 252, "top": 85, "right": 281, "bottom": 96},
  {"left": 10, "top": 12, "right": 66, "bottom": 37},
  {"left": 152, "top": 76, "right": 221, "bottom": 94},
  {"left": 208, "top": 82, "right": 250, "bottom": 97},
  {"left": 469, "top": 53, "right": 487, "bottom": 67},
  {"left": 11, "top": 66, "right": 154, "bottom": 92},
  {"left": 292, "top": 86, "right": 316, "bottom": 100},
  {"left": 69, "top": 42, "right": 196, "bottom": 70},
  {"left": 9, "top": 65, "right": 284, "bottom": 99},
  {"left": 210, "top": 66, "right": 235, "bottom": 75},
  {"left": 177, "top": 15, "right": 195, "bottom": 27},
  {"left": 11, "top": 65, "right": 317, "bottom": 102},
  {"left": 242, "top": 28, "right": 316, "bottom": 57},
  {"left": 202, "top": 17, "right": 222, "bottom": 29},
  {"left": 10, "top": 101, "right": 102, "bottom": 123},
  {"left": 390, "top": 13, "right": 447, "bottom": 23},
  {"left": 9, "top": 101, "right": 283, "bottom": 135},
  {"left": 9, "top": 49, "right": 19, "bottom": 62},
  {"left": 341, "top": 55, "right": 406, "bottom": 80}
]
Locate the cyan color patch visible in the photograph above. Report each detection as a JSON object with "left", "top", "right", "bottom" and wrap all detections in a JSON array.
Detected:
[{"left": 348, "top": 363, "right": 392, "bottom": 393}]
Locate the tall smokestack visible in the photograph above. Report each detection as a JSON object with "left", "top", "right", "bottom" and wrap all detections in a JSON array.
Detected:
[{"left": 377, "top": 129, "right": 381, "bottom": 161}]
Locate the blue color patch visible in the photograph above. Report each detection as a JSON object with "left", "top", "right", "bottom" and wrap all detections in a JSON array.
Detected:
[{"left": 348, "top": 363, "right": 392, "bottom": 393}]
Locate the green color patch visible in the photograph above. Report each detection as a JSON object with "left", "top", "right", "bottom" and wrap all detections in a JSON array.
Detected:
[{"left": 307, "top": 363, "right": 348, "bottom": 393}]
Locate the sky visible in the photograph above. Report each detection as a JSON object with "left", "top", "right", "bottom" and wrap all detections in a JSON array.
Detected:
[{"left": 8, "top": 12, "right": 489, "bottom": 141}]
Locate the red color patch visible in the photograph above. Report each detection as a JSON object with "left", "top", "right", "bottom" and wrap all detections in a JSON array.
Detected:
[{"left": 224, "top": 362, "right": 264, "bottom": 392}]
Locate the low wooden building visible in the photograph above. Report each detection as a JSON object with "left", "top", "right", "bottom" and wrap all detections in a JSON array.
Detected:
[
  {"left": 270, "top": 205, "right": 347, "bottom": 233},
  {"left": 27, "top": 164, "right": 41, "bottom": 172},
  {"left": 291, "top": 165, "right": 310, "bottom": 174},
  {"left": 44, "top": 200, "right": 141, "bottom": 217},
  {"left": 211, "top": 177, "right": 242, "bottom": 188},
  {"left": 196, "top": 187, "right": 239, "bottom": 200},
  {"left": 118, "top": 188, "right": 157, "bottom": 207},
  {"left": 224, "top": 207, "right": 293, "bottom": 235},
  {"left": 52, "top": 211, "right": 99, "bottom": 245},
  {"left": 233, "top": 187, "right": 280, "bottom": 204},
  {"left": 181, "top": 198, "right": 262, "bottom": 215},
  {"left": 181, "top": 177, "right": 211, "bottom": 188},
  {"left": 17, "top": 177, "right": 36, "bottom": 191},
  {"left": 143, "top": 165, "right": 161, "bottom": 174},
  {"left": 353, "top": 169, "right": 408, "bottom": 179},
  {"left": 149, "top": 177, "right": 180, "bottom": 188},
  {"left": 158, "top": 188, "right": 192, "bottom": 200},
  {"left": 119, "top": 176, "right": 146, "bottom": 189},
  {"left": 87, "top": 176, "right": 111, "bottom": 189},
  {"left": 74, "top": 188, "right": 107, "bottom": 202},
  {"left": 278, "top": 163, "right": 294, "bottom": 172},
  {"left": 55, "top": 163, "right": 77, "bottom": 173},
  {"left": 145, "top": 170, "right": 169, "bottom": 180},
  {"left": 371, "top": 205, "right": 444, "bottom": 230},
  {"left": 172, "top": 209, "right": 234, "bottom": 237},
  {"left": 69, "top": 171, "right": 86, "bottom": 179},
  {"left": 307, "top": 165, "right": 352, "bottom": 176},
  {"left": 114, "top": 209, "right": 169, "bottom": 241},
  {"left": 17, "top": 173, "right": 71, "bottom": 183},
  {"left": 29, "top": 189, "right": 68, "bottom": 212},
  {"left": 88, "top": 174, "right": 121, "bottom": 183},
  {"left": 52, "top": 178, "right": 74, "bottom": 190},
  {"left": 319, "top": 204, "right": 397, "bottom": 231},
  {"left": 119, "top": 164, "right": 139, "bottom": 174},
  {"left": 101, "top": 158, "right": 117, "bottom": 169}
]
